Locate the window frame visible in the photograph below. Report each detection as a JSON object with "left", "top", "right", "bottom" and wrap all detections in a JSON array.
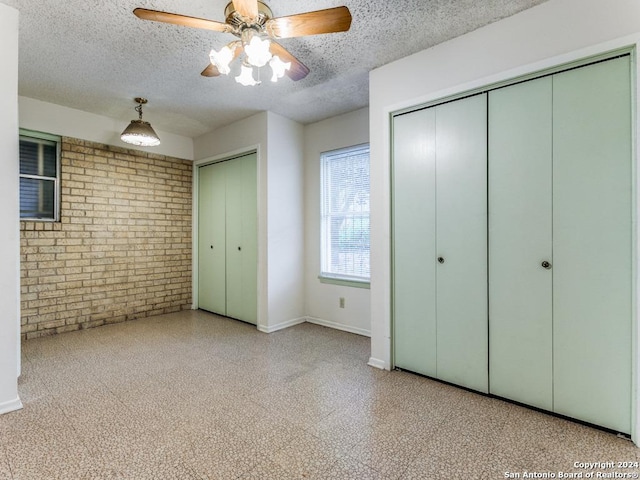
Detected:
[
  {"left": 19, "top": 129, "right": 61, "bottom": 222},
  {"left": 319, "top": 143, "right": 370, "bottom": 288}
]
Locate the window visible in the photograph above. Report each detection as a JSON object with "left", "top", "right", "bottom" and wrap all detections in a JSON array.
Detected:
[
  {"left": 320, "top": 144, "right": 370, "bottom": 286},
  {"left": 19, "top": 131, "right": 60, "bottom": 221}
]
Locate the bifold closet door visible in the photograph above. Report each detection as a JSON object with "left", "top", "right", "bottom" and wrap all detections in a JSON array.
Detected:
[
  {"left": 552, "top": 56, "right": 631, "bottom": 433},
  {"left": 393, "top": 94, "right": 488, "bottom": 393},
  {"left": 488, "top": 77, "right": 553, "bottom": 410},
  {"left": 198, "top": 153, "right": 257, "bottom": 325},
  {"left": 435, "top": 94, "right": 488, "bottom": 393},
  {"left": 225, "top": 153, "right": 258, "bottom": 324},
  {"left": 198, "top": 161, "right": 227, "bottom": 315},
  {"left": 393, "top": 108, "right": 437, "bottom": 377}
]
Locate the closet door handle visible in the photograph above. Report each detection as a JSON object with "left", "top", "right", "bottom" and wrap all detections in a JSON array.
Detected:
[
  {"left": 541, "top": 260, "right": 551, "bottom": 269},
  {"left": 437, "top": 257, "right": 445, "bottom": 264},
  {"left": 238, "top": 246, "right": 242, "bottom": 251}
]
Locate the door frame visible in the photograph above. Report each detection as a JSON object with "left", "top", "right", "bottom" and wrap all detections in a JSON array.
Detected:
[{"left": 192, "top": 146, "right": 262, "bottom": 328}]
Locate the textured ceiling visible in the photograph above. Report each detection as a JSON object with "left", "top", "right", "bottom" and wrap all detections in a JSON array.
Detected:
[{"left": 12, "top": 0, "right": 548, "bottom": 138}]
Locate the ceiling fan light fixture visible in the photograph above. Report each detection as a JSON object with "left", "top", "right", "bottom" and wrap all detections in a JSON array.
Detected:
[
  {"left": 269, "top": 55, "right": 291, "bottom": 82},
  {"left": 134, "top": 2, "right": 353, "bottom": 84},
  {"left": 235, "top": 64, "right": 260, "bottom": 86},
  {"left": 120, "top": 98, "right": 161, "bottom": 147}
]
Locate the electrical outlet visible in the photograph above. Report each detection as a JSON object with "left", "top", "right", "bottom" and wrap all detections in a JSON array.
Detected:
[{"left": 339, "top": 297, "right": 345, "bottom": 308}]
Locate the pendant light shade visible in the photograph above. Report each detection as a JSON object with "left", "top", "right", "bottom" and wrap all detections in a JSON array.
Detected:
[{"left": 121, "top": 98, "right": 161, "bottom": 147}]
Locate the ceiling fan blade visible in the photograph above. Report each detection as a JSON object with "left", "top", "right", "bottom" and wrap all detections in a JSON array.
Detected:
[
  {"left": 133, "top": 8, "right": 231, "bottom": 33},
  {"left": 201, "top": 64, "right": 221, "bottom": 77},
  {"left": 265, "top": 6, "right": 352, "bottom": 39},
  {"left": 270, "top": 42, "right": 310, "bottom": 81},
  {"left": 231, "top": 0, "right": 259, "bottom": 20}
]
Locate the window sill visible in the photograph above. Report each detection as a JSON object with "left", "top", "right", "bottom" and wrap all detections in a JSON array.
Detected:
[
  {"left": 20, "top": 218, "right": 59, "bottom": 222},
  {"left": 318, "top": 275, "right": 370, "bottom": 289},
  {"left": 20, "top": 220, "right": 62, "bottom": 232}
]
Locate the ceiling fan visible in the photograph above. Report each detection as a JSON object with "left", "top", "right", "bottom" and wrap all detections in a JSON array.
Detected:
[{"left": 133, "top": 0, "right": 352, "bottom": 85}]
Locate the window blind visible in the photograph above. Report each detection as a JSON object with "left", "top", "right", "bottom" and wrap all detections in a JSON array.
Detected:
[
  {"left": 19, "top": 135, "right": 59, "bottom": 220},
  {"left": 320, "top": 145, "right": 370, "bottom": 281}
]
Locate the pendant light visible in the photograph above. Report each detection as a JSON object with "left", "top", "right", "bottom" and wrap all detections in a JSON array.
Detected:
[{"left": 120, "top": 97, "right": 161, "bottom": 147}]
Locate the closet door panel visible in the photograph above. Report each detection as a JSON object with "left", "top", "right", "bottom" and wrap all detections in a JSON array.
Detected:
[
  {"left": 488, "top": 78, "right": 553, "bottom": 409},
  {"left": 552, "top": 56, "right": 632, "bottom": 433},
  {"left": 435, "top": 94, "right": 488, "bottom": 393},
  {"left": 198, "top": 162, "right": 227, "bottom": 315},
  {"left": 240, "top": 153, "right": 258, "bottom": 324},
  {"left": 225, "top": 155, "right": 245, "bottom": 321},
  {"left": 392, "top": 109, "right": 437, "bottom": 376}
]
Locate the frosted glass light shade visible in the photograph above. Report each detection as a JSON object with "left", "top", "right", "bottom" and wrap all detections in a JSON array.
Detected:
[
  {"left": 120, "top": 120, "right": 161, "bottom": 147},
  {"left": 244, "top": 36, "right": 272, "bottom": 67},
  {"left": 269, "top": 55, "right": 291, "bottom": 82},
  {"left": 209, "top": 45, "right": 234, "bottom": 75},
  {"left": 235, "top": 65, "right": 260, "bottom": 86}
]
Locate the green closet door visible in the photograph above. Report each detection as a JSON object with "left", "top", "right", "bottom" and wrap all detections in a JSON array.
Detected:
[
  {"left": 435, "top": 94, "right": 488, "bottom": 393},
  {"left": 198, "top": 162, "right": 227, "bottom": 315},
  {"left": 239, "top": 153, "right": 258, "bottom": 324},
  {"left": 392, "top": 108, "right": 437, "bottom": 376},
  {"left": 225, "top": 153, "right": 257, "bottom": 324},
  {"left": 225, "top": 157, "right": 243, "bottom": 320},
  {"left": 488, "top": 77, "right": 553, "bottom": 409},
  {"left": 552, "top": 56, "right": 632, "bottom": 433}
]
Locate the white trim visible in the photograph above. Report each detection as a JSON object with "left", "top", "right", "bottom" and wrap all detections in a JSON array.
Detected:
[
  {"left": 256, "top": 316, "right": 372, "bottom": 337},
  {"left": 383, "top": 34, "right": 640, "bottom": 119},
  {"left": 191, "top": 160, "right": 198, "bottom": 311},
  {"left": 257, "top": 317, "right": 306, "bottom": 334},
  {"left": 305, "top": 316, "right": 371, "bottom": 337},
  {"left": 193, "top": 145, "right": 261, "bottom": 167},
  {"left": 0, "top": 396, "right": 22, "bottom": 415},
  {"left": 367, "top": 357, "right": 387, "bottom": 370},
  {"left": 633, "top": 41, "right": 640, "bottom": 446}
]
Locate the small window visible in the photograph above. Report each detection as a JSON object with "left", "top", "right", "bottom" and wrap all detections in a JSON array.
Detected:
[
  {"left": 320, "top": 144, "right": 370, "bottom": 285},
  {"left": 19, "top": 131, "right": 60, "bottom": 221}
]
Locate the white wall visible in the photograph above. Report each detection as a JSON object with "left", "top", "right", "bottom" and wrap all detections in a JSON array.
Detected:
[
  {"left": 0, "top": 2, "right": 22, "bottom": 415},
  {"left": 19, "top": 96, "right": 193, "bottom": 160},
  {"left": 369, "top": 0, "right": 640, "bottom": 438},
  {"left": 303, "top": 108, "right": 371, "bottom": 336},
  {"left": 265, "top": 112, "right": 305, "bottom": 331},
  {"left": 193, "top": 111, "right": 306, "bottom": 332}
]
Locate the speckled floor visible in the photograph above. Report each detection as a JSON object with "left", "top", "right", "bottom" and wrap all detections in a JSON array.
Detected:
[{"left": 1, "top": 310, "right": 638, "bottom": 479}]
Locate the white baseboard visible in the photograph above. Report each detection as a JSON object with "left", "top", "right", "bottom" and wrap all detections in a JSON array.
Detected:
[
  {"left": 257, "top": 317, "right": 306, "bottom": 334},
  {"left": 0, "top": 396, "right": 23, "bottom": 415},
  {"left": 367, "top": 357, "right": 388, "bottom": 370},
  {"left": 305, "top": 316, "right": 371, "bottom": 337}
]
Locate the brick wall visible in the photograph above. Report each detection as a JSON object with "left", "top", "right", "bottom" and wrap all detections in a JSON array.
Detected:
[{"left": 20, "top": 137, "right": 192, "bottom": 340}]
